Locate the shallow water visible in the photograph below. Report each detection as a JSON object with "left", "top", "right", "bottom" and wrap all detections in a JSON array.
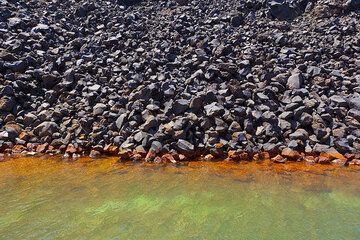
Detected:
[{"left": 0, "top": 157, "right": 359, "bottom": 240}]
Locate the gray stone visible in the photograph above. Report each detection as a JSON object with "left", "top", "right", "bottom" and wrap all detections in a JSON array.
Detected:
[
  {"left": 330, "top": 95, "right": 347, "bottom": 107},
  {"left": 116, "top": 113, "right": 127, "bottom": 130},
  {"left": 204, "top": 102, "right": 225, "bottom": 117},
  {"left": 89, "top": 84, "right": 101, "bottom": 92},
  {"left": 176, "top": 139, "right": 194, "bottom": 155},
  {"left": 93, "top": 103, "right": 107, "bottom": 116},
  {"left": 287, "top": 73, "right": 304, "bottom": 90},
  {"left": 289, "top": 129, "right": 309, "bottom": 141},
  {"left": 172, "top": 99, "right": 190, "bottom": 114},
  {"left": 348, "top": 96, "right": 360, "bottom": 110},
  {"left": 150, "top": 141, "right": 162, "bottom": 153},
  {"left": 33, "top": 122, "right": 59, "bottom": 137},
  {"left": 142, "top": 116, "right": 158, "bottom": 131}
]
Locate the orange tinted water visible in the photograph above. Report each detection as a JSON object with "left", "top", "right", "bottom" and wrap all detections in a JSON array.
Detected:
[{"left": 0, "top": 157, "right": 359, "bottom": 239}]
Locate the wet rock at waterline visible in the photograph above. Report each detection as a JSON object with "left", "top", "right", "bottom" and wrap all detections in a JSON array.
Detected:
[{"left": 0, "top": 0, "right": 359, "bottom": 161}]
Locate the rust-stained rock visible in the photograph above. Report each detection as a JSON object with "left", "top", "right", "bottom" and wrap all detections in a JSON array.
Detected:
[
  {"left": 304, "top": 156, "right": 318, "bottom": 163},
  {"left": 12, "top": 145, "right": 27, "bottom": 154},
  {"left": 89, "top": 150, "right": 101, "bottom": 158},
  {"left": 36, "top": 143, "right": 48, "bottom": 153},
  {"left": 319, "top": 148, "right": 345, "bottom": 160},
  {"left": 272, "top": 154, "right": 287, "bottom": 163},
  {"left": 253, "top": 152, "right": 270, "bottom": 161},
  {"left": 318, "top": 156, "right": 331, "bottom": 164},
  {"left": 239, "top": 152, "right": 250, "bottom": 161},
  {"left": 162, "top": 153, "right": 177, "bottom": 163},
  {"left": 215, "top": 143, "right": 224, "bottom": 149},
  {"left": 174, "top": 153, "right": 187, "bottom": 161},
  {"left": 227, "top": 150, "right": 239, "bottom": 160},
  {"left": 118, "top": 150, "right": 132, "bottom": 161},
  {"left": 19, "top": 131, "right": 31, "bottom": 141},
  {"left": 145, "top": 150, "right": 157, "bottom": 162},
  {"left": 130, "top": 153, "right": 143, "bottom": 162},
  {"left": 5, "top": 123, "right": 22, "bottom": 134},
  {"left": 154, "top": 156, "right": 163, "bottom": 164},
  {"left": 348, "top": 159, "right": 360, "bottom": 166},
  {"left": 65, "top": 144, "right": 78, "bottom": 154},
  {"left": 281, "top": 148, "right": 301, "bottom": 160},
  {"left": 59, "top": 145, "right": 67, "bottom": 153},
  {"left": 331, "top": 158, "right": 348, "bottom": 166},
  {"left": 134, "top": 146, "right": 147, "bottom": 157},
  {"left": 204, "top": 154, "right": 215, "bottom": 161},
  {"left": 104, "top": 145, "right": 118, "bottom": 154}
]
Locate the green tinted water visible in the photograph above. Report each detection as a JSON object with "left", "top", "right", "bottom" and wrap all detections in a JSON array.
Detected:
[{"left": 0, "top": 157, "right": 359, "bottom": 240}]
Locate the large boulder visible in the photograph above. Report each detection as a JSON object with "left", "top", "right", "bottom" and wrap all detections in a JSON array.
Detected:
[
  {"left": 268, "top": 0, "right": 311, "bottom": 21},
  {"left": 33, "top": 122, "right": 60, "bottom": 137}
]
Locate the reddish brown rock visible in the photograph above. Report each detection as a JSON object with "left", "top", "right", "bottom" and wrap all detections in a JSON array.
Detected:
[
  {"left": 227, "top": 150, "right": 239, "bottom": 161},
  {"left": 318, "top": 156, "right": 331, "bottom": 164},
  {"left": 118, "top": 150, "right": 132, "bottom": 161},
  {"left": 272, "top": 154, "right": 287, "bottom": 163},
  {"left": 59, "top": 145, "right": 67, "bottom": 153},
  {"left": 348, "top": 159, "right": 360, "bottom": 166},
  {"left": 304, "top": 156, "right": 318, "bottom": 164},
  {"left": 174, "top": 153, "right": 187, "bottom": 161},
  {"left": 320, "top": 148, "right": 345, "bottom": 160},
  {"left": 134, "top": 146, "right": 147, "bottom": 157},
  {"left": 154, "top": 156, "right": 163, "bottom": 164},
  {"left": 12, "top": 145, "right": 27, "bottom": 154},
  {"left": 65, "top": 144, "right": 78, "bottom": 154},
  {"left": 130, "top": 153, "right": 143, "bottom": 162},
  {"left": 161, "top": 153, "right": 177, "bottom": 163},
  {"left": 239, "top": 152, "right": 250, "bottom": 161},
  {"left": 204, "top": 154, "right": 215, "bottom": 161},
  {"left": 281, "top": 148, "right": 301, "bottom": 160},
  {"left": 104, "top": 145, "right": 118, "bottom": 154},
  {"left": 145, "top": 150, "right": 157, "bottom": 162},
  {"left": 36, "top": 143, "right": 48, "bottom": 153},
  {"left": 331, "top": 158, "right": 348, "bottom": 166},
  {"left": 253, "top": 152, "right": 270, "bottom": 161}
]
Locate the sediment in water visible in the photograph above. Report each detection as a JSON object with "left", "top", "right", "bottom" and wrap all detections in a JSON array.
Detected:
[{"left": 1, "top": 0, "right": 360, "bottom": 162}]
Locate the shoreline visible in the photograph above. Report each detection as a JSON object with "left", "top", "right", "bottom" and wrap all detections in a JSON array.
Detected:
[
  {"left": 1, "top": 0, "right": 360, "bottom": 168},
  {"left": 1, "top": 144, "right": 360, "bottom": 166}
]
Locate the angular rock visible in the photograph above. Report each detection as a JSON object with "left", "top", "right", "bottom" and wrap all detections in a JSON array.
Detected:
[
  {"left": 176, "top": 139, "right": 194, "bottom": 156},
  {"left": 287, "top": 73, "right": 304, "bottom": 90},
  {"left": 33, "top": 122, "right": 59, "bottom": 137},
  {"left": 204, "top": 102, "right": 225, "bottom": 117}
]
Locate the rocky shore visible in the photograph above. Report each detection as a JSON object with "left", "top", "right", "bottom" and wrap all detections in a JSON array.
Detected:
[{"left": 0, "top": 0, "right": 360, "bottom": 165}]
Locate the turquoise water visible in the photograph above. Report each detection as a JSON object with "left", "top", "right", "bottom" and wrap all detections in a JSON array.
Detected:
[{"left": 0, "top": 157, "right": 359, "bottom": 240}]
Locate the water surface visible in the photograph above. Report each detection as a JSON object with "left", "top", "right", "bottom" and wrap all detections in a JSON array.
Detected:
[{"left": 0, "top": 157, "right": 359, "bottom": 240}]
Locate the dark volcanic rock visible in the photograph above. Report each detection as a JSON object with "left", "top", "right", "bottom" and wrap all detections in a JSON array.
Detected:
[
  {"left": 0, "top": 0, "right": 358, "bottom": 161},
  {"left": 33, "top": 122, "right": 59, "bottom": 137}
]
